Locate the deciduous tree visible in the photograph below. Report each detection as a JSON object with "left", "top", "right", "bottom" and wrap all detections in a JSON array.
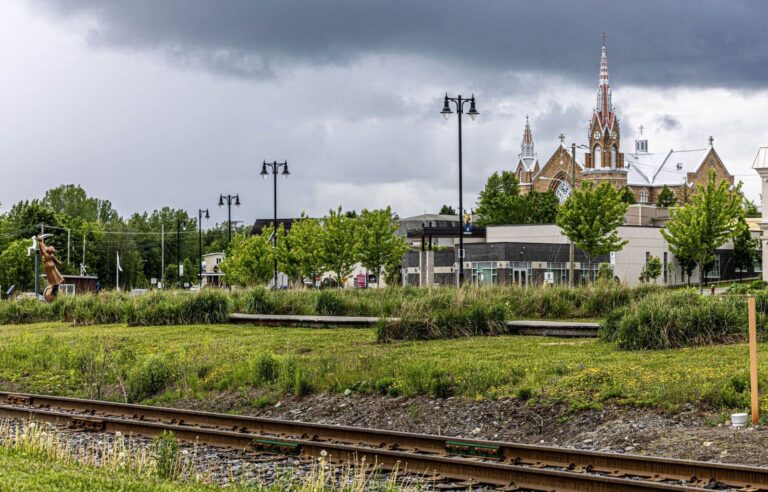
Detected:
[
  {"left": 556, "top": 181, "right": 629, "bottom": 278},
  {"left": 661, "top": 171, "right": 743, "bottom": 292},
  {"left": 220, "top": 231, "right": 272, "bottom": 287},
  {"left": 321, "top": 206, "right": 359, "bottom": 286},
  {"left": 357, "top": 207, "right": 409, "bottom": 287}
]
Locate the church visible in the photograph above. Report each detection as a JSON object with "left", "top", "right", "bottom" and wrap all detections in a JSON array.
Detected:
[{"left": 515, "top": 36, "right": 734, "bottom": 204}]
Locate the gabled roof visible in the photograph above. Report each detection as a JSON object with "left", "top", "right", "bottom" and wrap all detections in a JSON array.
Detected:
[{"left": 625, "top": 148, "right": 710, "bottom": 188}]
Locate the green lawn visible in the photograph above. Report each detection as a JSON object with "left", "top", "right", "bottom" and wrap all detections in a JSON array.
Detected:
[{"left": 0, "top": 322, "right": 763, "bottom": 411}]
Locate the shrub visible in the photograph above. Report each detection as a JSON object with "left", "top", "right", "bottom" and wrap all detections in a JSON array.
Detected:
[
  {"left": 244, "top": 287, "right": 274, "bottom": 314},
  {"left": 600, "top": 289, "right": 746, "bottom": 350},
  {"left": 127, "top": 355, "right": 174, "bottom": 402},
  {"left": 253, "top": 352, "right": 278, "bottom": 383},
  {"left": 316, "top": 290, "right": 347, "bottom": 316}
]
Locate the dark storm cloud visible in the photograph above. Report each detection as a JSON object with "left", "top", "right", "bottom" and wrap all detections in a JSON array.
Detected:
[{"left": 32, "top": 0, "right": 768, "bottom": 87}]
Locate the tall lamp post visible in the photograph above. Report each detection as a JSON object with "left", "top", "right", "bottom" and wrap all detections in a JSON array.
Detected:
[
  {"left": 440, "top": 93, "right": 479, "bottom": 286},
  {"left": 260, "top": 160, "right": 290, "bottom": 289},
  {"left": 176, "top": 218, "right": 186, "bottom": 288},
  {"left": 218, "top": 194, "right": 241, "bottom": 247},
  {"left": 198, "top": 208, "right": 210, "bottom": 288}
]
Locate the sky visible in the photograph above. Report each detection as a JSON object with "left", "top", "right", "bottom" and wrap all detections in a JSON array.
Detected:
[{"left": 1, "top": 0, "right": 767, "bottom": 226}]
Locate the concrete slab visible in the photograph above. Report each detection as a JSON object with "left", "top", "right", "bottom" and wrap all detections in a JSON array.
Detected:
[{"left": 229, "top": 313, "right": 600, "bottom": 337}]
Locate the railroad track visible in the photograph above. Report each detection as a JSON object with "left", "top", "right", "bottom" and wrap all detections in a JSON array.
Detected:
[{"left": 0, "top": 391, "right": 765, "bottom": 491}]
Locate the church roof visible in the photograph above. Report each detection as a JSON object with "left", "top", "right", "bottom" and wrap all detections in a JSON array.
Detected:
[{"left": 625, "top": 148, "right": 710, "bottom": 188}]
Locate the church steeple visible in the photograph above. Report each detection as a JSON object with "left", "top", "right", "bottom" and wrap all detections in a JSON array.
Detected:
[
  {"left": 520, "top": 115, "right": 535, "bottom": 159},
  {"left": 595, "top": 32, "right": 613, "bottom": 125},
  {"left": 586, "top": 33, "right": 623, "bottom": 170}
]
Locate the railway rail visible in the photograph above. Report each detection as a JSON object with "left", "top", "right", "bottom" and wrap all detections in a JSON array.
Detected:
[{"left": 0, "top": 391, "right": 766, "bottom": 491}]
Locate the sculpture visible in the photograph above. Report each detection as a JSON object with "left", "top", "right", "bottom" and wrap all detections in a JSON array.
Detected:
[{"left": 37, "top": 234, "right": 64, "bottom": 302}]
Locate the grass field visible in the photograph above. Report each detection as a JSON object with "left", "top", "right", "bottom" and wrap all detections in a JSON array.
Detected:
[
  {"left": 0, "top": 322, "right": 764, "bottom": 412},
  {"left": 0, "top": 445, "right": 233, "bottom": 492}
]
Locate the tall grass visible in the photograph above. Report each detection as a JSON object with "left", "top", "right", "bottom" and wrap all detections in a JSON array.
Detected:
[
  {"left": 0, "top": 283, "right": 659, "bottom": 330},
  {"left": 600, "top": 289, "right": 748, "bottom": 350}
]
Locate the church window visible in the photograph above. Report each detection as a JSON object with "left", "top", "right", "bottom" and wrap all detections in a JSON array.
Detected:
[
  {"left": 640, "top": 189, "right": 649, "bottom": 203},
  {"left": 555, "top": 179, "right": 572, "bottom": 204},
  {"left": 611, "top": 146, "right": 617, "bottom": 168},
  {"left": 593, "top": 145, "right": 602, "bottom": 167}
]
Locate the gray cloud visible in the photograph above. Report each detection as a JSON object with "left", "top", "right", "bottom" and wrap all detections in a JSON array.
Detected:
[
  {"left": 31, "top": 0, "right": 768, "bottom": 88},
  {"left": 656, "top": 114, "right": 682, "bottom": 131}
]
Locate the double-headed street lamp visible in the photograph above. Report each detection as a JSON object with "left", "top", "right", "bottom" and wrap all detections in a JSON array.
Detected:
[
  {"left": 440, "top": 93, "right": 479, "bottom": 286},
  {"left": 198, "top": 208, "right": 210, "bottom": 288},
  {"left": 260, "top": 160, "right": 290, "bottom": 289},
  {"left": 218, "top": 194, "right": 241, "bottom": 246}
]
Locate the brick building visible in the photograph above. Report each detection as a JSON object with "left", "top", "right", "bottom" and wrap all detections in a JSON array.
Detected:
[{"left": 516, "top": 35, "right": 734, "bottom": 204}]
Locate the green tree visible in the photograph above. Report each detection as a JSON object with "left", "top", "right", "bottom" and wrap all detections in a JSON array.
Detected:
[
  {"left": 439, "top": 204, "right": 456, "bottom": 215},
  {"left": 525, "top": 191, "right": 559, "bottom": 223},
  {"left": 743, "top": 198, "right": 761, "bottom": 218},
  {"left": 356, "top": 207, "right": 409, "bottom": 287},
  {"left": 656, "top": 185, "right": 677, "bottom": 208},
  {"left": 661, "top": 171, "right": 743, "bottom": 293},
  {"left": 219, "top": 232, "right": 272, "bottom": 287},
  {"left": 42, "top": 184, "right": 118, "bottom": 224},
  {"left": 732, "top": 216, "right": 759, "bottom": 281},
  {"left": 556, "top": 182, "right": 629, "bottom": 279},
  {"left": 639, "top": 255, "right": 662, "bottom": 283},
  {"left": 321, "top": 207, "right": 359, "bottom": 286},
  {"left": 475, "top": 171, "right": 527, "bottom": 225},
  {"left": 281, "top": 215, "right": 324, "bottom": 287},
  {"left": 0, "top": 239, "right": 35, "bottom": 291},
  {"left": 618, "top": 186, "right": 636, "bottom": 204}
]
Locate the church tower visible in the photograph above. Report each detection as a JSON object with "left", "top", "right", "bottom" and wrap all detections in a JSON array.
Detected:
[{"left": 583, "top": 34, "right": 627, "bottom": 187}]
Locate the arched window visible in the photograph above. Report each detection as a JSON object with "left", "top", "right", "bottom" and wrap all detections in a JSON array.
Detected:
[
  {"left": 611, "top": 146, "right": 617, "bottom": 168},
  {"left": 640, "top": 189, "right": 649, "bottom": 203},
  {"left": 593, "top": 145, "right": 602, "bottom": 168}
]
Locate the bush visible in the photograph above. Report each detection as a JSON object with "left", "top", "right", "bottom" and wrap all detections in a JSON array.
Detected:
[
  {"left": 127, "top": 355, "right": 174, "bottom": 402},
  {"left": 253, "top": 352, "right": 278, "bottom": 383},
  {"left": 244, "top": 287, "right": 274, "bottom": 314},
  {"left": 316, "top": 290, "right": 348, "bottom": 316},
  {"left": 600, "top": 290, "right": 746, "bottom": 350}
]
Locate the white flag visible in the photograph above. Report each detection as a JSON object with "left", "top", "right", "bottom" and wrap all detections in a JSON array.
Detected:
[{"left": 116, "top": 252, "right": 123, "bottom": 272}]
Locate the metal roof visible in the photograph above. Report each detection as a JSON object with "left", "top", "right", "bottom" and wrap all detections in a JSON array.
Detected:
[
  {"left": 625, "top": 148, "right": 709, "bottom": 187},
  {"left": 752, "top": 147, "right": 768, "bottom": 169}
]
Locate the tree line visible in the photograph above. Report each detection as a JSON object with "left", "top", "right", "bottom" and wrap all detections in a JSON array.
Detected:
[
  {"left": 222, "top": 206, "right": 409, "bottom": 287},
  {"left": 0, "top": 184, "right": 246, "bottom": 292}
]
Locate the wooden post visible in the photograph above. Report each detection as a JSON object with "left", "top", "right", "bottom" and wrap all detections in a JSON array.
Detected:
[{"left": 748, "top": 296, "right": 759, "bottom": 425}]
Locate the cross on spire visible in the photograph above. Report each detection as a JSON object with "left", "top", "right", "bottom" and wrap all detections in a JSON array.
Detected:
[
  {"left": 559, "top": 133, "right": 565, "bottom": 144},
  {"left": 602, "top": 32, "right": 606, "bottom": 47},
  {"left": 709, "top": 135, "right": 714, "bottom": 147},
  {"left": 639, "top": 124, "right": 644, "bottom": 136}
]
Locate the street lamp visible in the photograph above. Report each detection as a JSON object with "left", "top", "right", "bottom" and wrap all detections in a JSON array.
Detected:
[
  {"left": 440, "top": 93, "right": 478, "bottom": 286},
  {"left": 218, "top": 194, "right": 241, "bottom": 246},
  {"left": 260, "top": 160, "right": 290, "bottom": 289},
  {"left": 176, "top": 218, "right": 186, "bottom": 288},
  {"left": 198, "top": 208, "right": 210, "bottom": 288}
]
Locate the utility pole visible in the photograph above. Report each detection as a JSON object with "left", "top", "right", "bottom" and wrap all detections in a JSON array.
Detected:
[
  {"left": 67, "top": 229, "right": 71, "bottom": 266},
  {"left": 569, "top": 142, "right": 576, "bottom": 287},
  {"left": 161, "top": 222, "right": 165, "bottom": 288}
]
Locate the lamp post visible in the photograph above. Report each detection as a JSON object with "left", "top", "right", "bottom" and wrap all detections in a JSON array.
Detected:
[
  {"left": 198, "top": 208, "right": 210, "bottom": 288},
  {"left": 260, "top": 160, "right": 290, "bottom": 290},
  {"left": 176, "top": 218, "right": 186, "bottom": 288},
  {"left": 440, "top": 93, "right": 479, "bottom": 286},
  {"left": 218, "top": 194, "right": 241, "bottom": 247}
]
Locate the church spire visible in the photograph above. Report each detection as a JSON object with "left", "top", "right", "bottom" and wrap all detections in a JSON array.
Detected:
[
  {"left": 599, "top": 32, "right": 609, "bottom": 85},
  {"left": 520, "top": 115, "right": 535, "bottom": 158},
  {"left": 594, "top": 32, "right": 614, "bottom": 128}
]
